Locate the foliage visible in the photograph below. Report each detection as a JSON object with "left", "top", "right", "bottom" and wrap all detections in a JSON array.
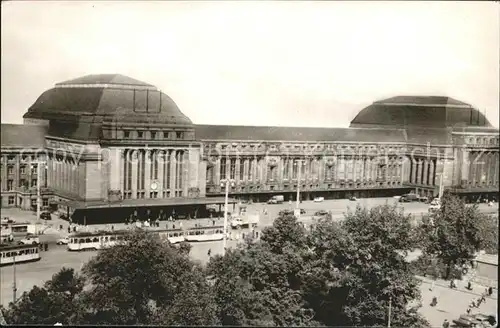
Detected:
[
  {"left": 208, "top": 206, "right": 429, "bottom": 327},
  {"left": 77, "top": 230, "right": 218, "bottom": 326},
  {"left": 1, "top": 268, "right": 84, "bottom": 325},
  {"left": 417, "top": 193, "right": 490, "bottom": 278}
]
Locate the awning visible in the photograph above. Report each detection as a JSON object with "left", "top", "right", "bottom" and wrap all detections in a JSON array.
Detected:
[{"left": 56, "top": 196, "right": 238, "bottom": 210}]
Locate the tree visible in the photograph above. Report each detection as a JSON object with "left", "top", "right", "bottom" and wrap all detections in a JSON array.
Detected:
[
  {"left": 77, "top": 230, "right": 219, "bottom": 326},
  {"left": 1, "top": 230, "right": 219, "bottom": 326},
  {"left": 302, "top": 205, "right": 429, "bottom": 327},
  {"left": 418, "top": 193, "right": 487, "bottom": 279},
  {"left": 1, "top": 267, "right": 85, "bottom": 325}
]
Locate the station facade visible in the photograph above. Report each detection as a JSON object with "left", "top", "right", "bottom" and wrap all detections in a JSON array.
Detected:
[{"left": 1, "top": 74, "right": 498, "bottom": 223}]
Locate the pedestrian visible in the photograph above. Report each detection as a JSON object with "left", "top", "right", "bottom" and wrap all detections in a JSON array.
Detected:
[
  {"left": 429, "top": 279, "right": 435, "bottom": 291},
  {"left": 467, "top": 281, "right": 472, "bottom": 290},
  {"left": 67, "top": 226, "right": 71, "bottom": 234},
  {"left": 471, "top": 300, "right": 476, "bottom": 308},
  {"left": 59, "top": 224, "right": 63, "bottom": 230},
  {"left": 442, "top": 319, "right": 450, "bottom": 328},
  {"left": 173, "top": 224, "right": 175, "bottom": 229},
  {"left": 488, "top": 286, "right": 493, "bottom": 296},
  {"left": 111, "top": 225, "right": 114, "bottom": 231},
  {"left": 430, "top": 296, "right": 437, "bottom": 307},
  {"left": 207, "top": 249, "right": 211, "bottom": 257},
  {"left": 212, "top": 219, "right": 215, "bottom": 226},
  {"left": 466, "top": 307, "right": 471, "bottom": 315},
  {"left": 44, "top": 243, "right": 48, "bottom": 252},
  {"left": 179, "top": 222, "right": 183, "bottom": 229}
]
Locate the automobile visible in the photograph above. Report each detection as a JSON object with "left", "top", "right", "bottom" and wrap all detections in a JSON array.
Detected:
[
  {"left": 279, "top": 209, "right": 294, "bottom": 217},
  {"left": 40, "top": 211, "right": 52, "bottom": 220},
  {"left": 313, "top": 197, "right": 325, "bottom": 203},
  {"left": 299, "top": 208, "right": 306, "bottom": 215},
  {"left": 418, "top": 196, "right": 429, "bottom": 203},
  {"left": 56, "top": 237, "right": 69, "bottom": 245},
  {"left": 349, "top": 196, "right": 357, "bottom": 201},
  {"left": 1, "top": 217, "right": 15, "bottom": 224},
  {"left": 314, "top": 210, "right": 330, "bottom": 217},
  {"left": 18, "top": 234, "right": 40, "bottom": 245}
]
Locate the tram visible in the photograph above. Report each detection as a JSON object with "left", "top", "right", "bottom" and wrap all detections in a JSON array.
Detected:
[
  {"left": 0, "top": 244, "right": 41, "bottom": 266},
  {"left": 67, "top": 230, "right": 129, "bottom": 251},
  {"left": 184, "top": 225, "right": 225, "bottom": 242},
  {"left": 67, "top": 225, "right": 228, "bottom": 251}
]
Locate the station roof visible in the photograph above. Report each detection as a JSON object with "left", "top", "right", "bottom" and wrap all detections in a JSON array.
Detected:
[
  {"left": 195, "top": 125, "right": 407, "bottom": 143},
  {"left": 350, "top": 96, "right": 492, "bottom": 128},
  {"left": 58, "top": 196, "right": 238, "bottom": 210},
  {"left": 0, "top": 124, "right": 47, "bottom": 149}
]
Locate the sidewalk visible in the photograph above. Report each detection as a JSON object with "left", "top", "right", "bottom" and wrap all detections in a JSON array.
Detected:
[{"left": 417, "top": 275, "right": 497, "bottom": 300}]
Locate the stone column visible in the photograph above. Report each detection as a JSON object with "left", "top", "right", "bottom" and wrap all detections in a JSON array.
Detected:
[
  {"left": 411, "top": 159, "right": 417, "bottom": 184},
  {"left": 158, "top": 150, "right": 164, "bottom": 191},
  {"left": 493, "top": 153, "right": 499, "bottom": 186},
  {"left": 485, "top": 152, "right": 492, "bottom": 185},
  {"left": 170, "top": 150, "right": 176, "bottom": 196},
  {"left": 469, "top": 152, "right": 476, "bottom": 186},
  {"left": 428, "top": 159, "right": 435, "bottom": 186},
  {"left": 422, "top": 159, "right": 429, "bottom": 185},
  {"left": 417, "top": 159, "right": 424, "bottom": 185},
  {"left": 235, "top": 157, "right": 241, "bottom": 183},
  {"left": 214, "top": 156, "right": 221, "bottom": 185},
  {"left": 131, "top": 150, "right": 138, "bottom": 198},
  {"left": 183, "top": 151, "right": 189, "bottom": 196},
  {"left": 145, "top": 150, "right": 152, "bottom": 196}
]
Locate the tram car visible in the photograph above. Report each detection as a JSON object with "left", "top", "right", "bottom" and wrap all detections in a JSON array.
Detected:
[
  {"left": 0, "top": 243, "right": 41, "bottom": 266},
  {"left": 156, "top": 228, "right": 186, "bottom": 244},
  {"left": 184, "top": 225, "right": 226, "bottom": 242},
  {"left": 67, "top": 230, "right": 129, "bottom": 251}
]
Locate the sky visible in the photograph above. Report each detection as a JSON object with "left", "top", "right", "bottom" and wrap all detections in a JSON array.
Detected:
[{"left": 1, "top": 1, "right": 499, "bottom": 128}]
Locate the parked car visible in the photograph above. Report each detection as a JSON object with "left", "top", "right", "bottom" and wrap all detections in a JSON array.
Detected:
[
  {"left": 56, "top": 237, "right": 69, "bottom": 245},
  {"left": 1, "top": 217, "right": 15, "bottom": 224},
  {"left": 313, "top": 197, "right": 325, "bottom": 203},
  {"left": 314, "top": 210, "right": 330, "bottom": 218},
  {"left": 40, "top": 211, "right": 52, "bottom": 220},
  {"left": 18, "top": 234, "right": 40, "bottom": 245},
  {"left": 349, "top": 196, "right": 357, "bottom": 201}
]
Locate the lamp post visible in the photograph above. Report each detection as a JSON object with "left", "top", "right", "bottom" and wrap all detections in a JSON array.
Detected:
[
  {"left": 221, "top": 179, "right": 235, "bottom": 256},
  {"left": 32, "top": 161, "right": 48, "bottom": 235},
  {"left": 12, "top": 254, "right": 17, "bottom": 304},
  {"left": 295, "top": 160, "right": 306, "bottom": 209}
]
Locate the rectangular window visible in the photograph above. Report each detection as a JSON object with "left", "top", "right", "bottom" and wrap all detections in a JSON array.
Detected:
[
  {"left": 137, "top": 131, "right": 143, "bottom": 138},
  {"left": 124, "top": 131, "right": 130, "bottom": 138},
  {"left": 163, "top": 131, "right": 170, "bottom": 139},
  {"left": 8, "top": 196, "right": 15, "bottom": 205},
  {"left": 176, "top": 131, "right": 183, "bottom": 139},
  {"left": 220, "top": 158, "right": 227, "bottom": 180},
  {"left": 230, "top": 159, "right": 236, "bottom": 180},
  {"left": 42, "top": 198, "right": 49, "bottom": 207},
  {"left": 31, "top": 165, "right": 37, "bottom": 176},
  {"left": 31, "top": 179, "right": 37, "bottom": 187},
  {"left": 19, "top": 179, "right": 26, "bottom": 188},
  {"left": 206, "top": 166, "right": 213, "bottom": 183},
  {"left": 7, "top": 180, "right": 13, "bottom": 190},
  {"left": 239, "top": 159, "right": 244, "bottom": 181},
  {"left": 7, "top": 166, "right": 13, "bottom": 175},
  {"left": 20, "top": 166, "right": 26, "bottom": 174},
  {"left": 151, "top": 131, "right": 156, "bottom": 139}
]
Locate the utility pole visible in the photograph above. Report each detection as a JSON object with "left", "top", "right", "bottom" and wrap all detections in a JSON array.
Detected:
[
  {"left": 387, "top": 295, "right": 392, "bottom": 328},
  {"left": 13, "top": 254, "right": 17, "bottom": 304}
]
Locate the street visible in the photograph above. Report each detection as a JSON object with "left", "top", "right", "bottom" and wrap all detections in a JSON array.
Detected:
[{"left": 1, "top": 197, "right": 497, "bottom": 326}]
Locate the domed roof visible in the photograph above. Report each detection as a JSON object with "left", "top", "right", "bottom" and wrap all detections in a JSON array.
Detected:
[
  {"left": 350, "top": 96, "right": 492, "bottom": 128},
  {"left": 23, "top": 74, "right": 192, "bottom": 126}
]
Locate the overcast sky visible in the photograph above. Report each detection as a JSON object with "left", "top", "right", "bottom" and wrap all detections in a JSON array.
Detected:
[{"left": 1, "top": 1, "right": 499, "bottom": 127}]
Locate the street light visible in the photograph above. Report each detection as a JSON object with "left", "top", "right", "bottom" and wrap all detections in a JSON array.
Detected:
[
  {"left": 221, "top": 179, "right": 235, "bottom": 256},
  {"left": 294, "top": 160, "right": 306, "bottom": 210},
  {"left": 31, "top": 160, "right": 48, "bottom": 235}
]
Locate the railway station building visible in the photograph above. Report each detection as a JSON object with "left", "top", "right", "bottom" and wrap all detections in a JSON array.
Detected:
[{"left": 1, "top": 74, "right": 498, "bottom": 223}]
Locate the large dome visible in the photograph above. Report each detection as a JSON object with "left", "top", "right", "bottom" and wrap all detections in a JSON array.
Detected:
[
  {"left": 23, "top": 74, "right": 193, "bottom": 139},
  {"left": 350, "top": 96, "right": 492, "bottom": 128}
]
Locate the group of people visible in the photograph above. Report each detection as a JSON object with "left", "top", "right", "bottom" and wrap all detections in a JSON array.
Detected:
[{"left": 465, "top": 287, "right": 494, "bottom": 315}]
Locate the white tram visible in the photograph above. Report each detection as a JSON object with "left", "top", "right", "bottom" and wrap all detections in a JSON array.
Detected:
[
  {"left": 67, "top": 230, "right": 128, "bottom": 251},
  {"left": 0, "top": 244, "right": 41, "bottom": 266},
  {"left": 184, "top": 225, "right": 226, "bottom": 242},
  {"left": 67, "top": 225, "right": 228, "bottom": 251}
]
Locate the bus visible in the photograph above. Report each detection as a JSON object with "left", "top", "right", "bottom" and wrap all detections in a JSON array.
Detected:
[{"left": 0, "top": 244, "right": 41, "bottom": 266}]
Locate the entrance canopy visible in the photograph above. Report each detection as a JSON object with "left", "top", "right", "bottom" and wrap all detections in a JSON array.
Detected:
[{"left": 57, "top": 196, "right": 238, "bottom": 210}]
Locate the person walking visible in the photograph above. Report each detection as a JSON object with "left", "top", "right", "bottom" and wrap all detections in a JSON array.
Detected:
[
  {"left": 207, "top": 249, "right": 211, "bottom": 257},
  {"left": 429, "top": 279, "right": 435, "bottom": 291},
  {"left": 430, "top": 296, "right": 438, "bottom": 307},
  {"left": 442, "top": 319, "right": 450, "bottom": 328},
  {"left": 488, "top": 286, "right": 493, "bottom": 296}
]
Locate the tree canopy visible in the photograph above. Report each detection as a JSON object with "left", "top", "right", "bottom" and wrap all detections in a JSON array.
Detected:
[{"left": 415, "top": 192, "right": 497, "bottom": 278}]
